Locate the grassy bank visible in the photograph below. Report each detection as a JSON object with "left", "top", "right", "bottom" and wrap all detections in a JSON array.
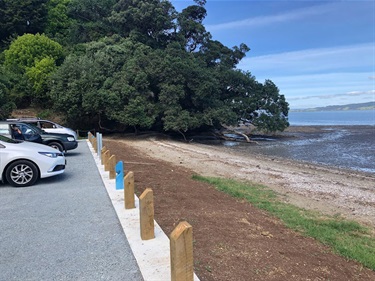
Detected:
[{"left": 192, "top": 175, "right": 375, "bottom": 270}]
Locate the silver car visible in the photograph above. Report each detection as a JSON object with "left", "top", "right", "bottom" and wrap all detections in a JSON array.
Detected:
[
  {"left": 7, "top": 118, "right": 78, "bottom": 140},
  {"left": 0, "top": 135, "right": 66, "bottom": 187}
]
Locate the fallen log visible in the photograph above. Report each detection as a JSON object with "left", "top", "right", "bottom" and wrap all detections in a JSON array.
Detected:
[{"left": 219, "top": 130, "right": 259, "bottom": 144}]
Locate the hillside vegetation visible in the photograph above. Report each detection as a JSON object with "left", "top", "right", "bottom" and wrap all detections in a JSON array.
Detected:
[
  {"left": 292, "top": 102, "right": 375, "bottom": 112},
  {"left": 0, "top": 0, "right": 289, "bottom": 135}
]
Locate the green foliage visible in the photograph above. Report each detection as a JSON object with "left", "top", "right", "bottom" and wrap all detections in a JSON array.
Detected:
[
  {"left": 45, "top": 0, "right": 72, "bottom": 44},
  {"left": 176, "top": 2, "right": 210, "bottom": 52},
  {"left": 0, "top": 0, "right": 48, "bottom": 48},
  {"left": 4, "top": 33, "right": 64, "bottom": 72},
  {"left": 248, "top": 80, "right": 289, "bottom": 132},
  {"left": 0, "top": 66, "right": 16, "bottom": 118},
  {"left": 109, "top": 0, "right": 176, "bottom": 46},
  {"left": 0, "top": 0, "right": 289, "bottom": 133},
  {"left": 193, "top": 175, "right": 375, "bottom": 270},
  {"left": 3, "top": 33, "right": 64, "bottom": 108},
  {"left": 26, "top": 56, "right": 57, "bottom": 106},
  {"left": 67, "top": 0, "right": 117, "bottom": 44},
  {"left": 4, "top": 72, "right": 33, "bottom": 108}
]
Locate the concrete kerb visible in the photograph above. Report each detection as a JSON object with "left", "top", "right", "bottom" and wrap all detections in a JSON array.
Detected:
[{"left": 87, "top": 140, "right": 200, "bottom": 281}]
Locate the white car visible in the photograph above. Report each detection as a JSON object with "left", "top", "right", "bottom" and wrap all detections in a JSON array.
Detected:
[{"left": 0, "top": 135, "right": 66, "bottom": 187}]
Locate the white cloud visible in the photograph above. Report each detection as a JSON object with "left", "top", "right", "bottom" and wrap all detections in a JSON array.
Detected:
[
  {"left": 206, "top": 3, "right": 334, "bottom": 32},
  {"left": 238, "top": 43, "right": 374, "bottom": 75},
  {"left": 346, "top": 90, "right": 375, "bottom": 96},
  {"left": 266, "top": 72, "right": 375, "bottom": 108}
]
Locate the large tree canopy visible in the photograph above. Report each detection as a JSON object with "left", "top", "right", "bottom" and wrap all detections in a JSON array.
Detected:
[
  {"left": 4, "top": 33, "right": 64, "bottom": 72},
  {"left": 50, "top": 36, "right": 288, "bottom": 133},
  {"left": 109, "top": 0, "right": 176, "bottom": 47},
  {"left": 0, "top": 66, "right": 16, "bottom": 119},
  {"left": 1, "top": 0, "right": 289, "bottom": 132},
  {"left": 0, "top": 0, "right": 48, "bottom": 48},
  {"left": 3, "top": 33, "right": 64, "bottom": 107},
  {"left": 67, "top": 0, "right": 117, "bottom": 44},
  {"left": 45, "top": 0, "right": 72, "bottom": 44}
]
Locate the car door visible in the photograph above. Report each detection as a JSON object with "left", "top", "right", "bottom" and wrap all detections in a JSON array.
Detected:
[
  {"left": 17, "top": 124, "right": 43, "bottom": 143},
  {"left": 0, "top": 124, "right": 11, "bottom": 138},
  {"left": 0, "top": 141, "right": 4, "bottom": 181}
]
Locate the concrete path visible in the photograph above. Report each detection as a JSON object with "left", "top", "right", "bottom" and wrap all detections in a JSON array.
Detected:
[{"left": 0, "top": 141, "right": 143, "bottom": 281}]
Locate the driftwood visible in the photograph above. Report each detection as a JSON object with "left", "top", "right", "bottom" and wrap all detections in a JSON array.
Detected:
[{"left": 219, "top": 130, "right": 259, "bottom": 144}]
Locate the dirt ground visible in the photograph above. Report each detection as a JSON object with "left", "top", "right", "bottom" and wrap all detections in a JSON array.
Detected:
[{"left": 103, "top": 132, "right": 375, "bottom": 281}]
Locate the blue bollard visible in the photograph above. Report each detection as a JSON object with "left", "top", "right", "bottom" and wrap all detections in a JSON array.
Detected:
[{"left": 115, "top": 161, "right": 124, "bottom": 190}]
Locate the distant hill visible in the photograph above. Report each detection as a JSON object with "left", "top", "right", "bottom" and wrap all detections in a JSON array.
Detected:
[{"left": 292, "top": 102, "right": 375, "bottom": 112}]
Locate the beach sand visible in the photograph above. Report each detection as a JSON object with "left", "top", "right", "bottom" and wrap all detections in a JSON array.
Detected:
[{"left": 108, "top": 126, "right": 375, "bottom": 227}]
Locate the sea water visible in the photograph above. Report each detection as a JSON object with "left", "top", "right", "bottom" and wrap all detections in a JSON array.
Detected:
[
  {"left": 288, "top": 110, "right": 375, "bottom": 126},
  {"left": 222, "top": 110, "right": 375, "bottom": 174}
]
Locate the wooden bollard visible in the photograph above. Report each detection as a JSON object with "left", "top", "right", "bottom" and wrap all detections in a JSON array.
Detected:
[
  {"left": 87, "top": 132, "right": 92, "bottom": 144},
  {"left": 101, "top": 146, "right": 107, "bottom": 165},
  {"left": 108, "top": 155, "right": 116, "bottom": 179},
  {"left": 103, "top": 150, "right": 110, "bottom": 171},
  {"left": 139, "top": 188, "right": 154, "bottom": 240},
  {"left": 170, "top": 221, "right": 194, "bottom": 281},
  {"left": 92, "top": 137, "right": 97, "bottom": 152},
  {"left": 124, "top": 172, "right": 135, "bottom": 209}
]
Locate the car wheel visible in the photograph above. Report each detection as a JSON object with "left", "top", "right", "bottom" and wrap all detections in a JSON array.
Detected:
[
  {"left": 49, "top": 142, "right": 64, "bottom": 152},
  {"left": 5, "top": 160, "right": 39, "bottom": 187}
]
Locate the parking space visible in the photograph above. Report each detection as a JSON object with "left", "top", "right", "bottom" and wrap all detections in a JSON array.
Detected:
[{"left": 0, "top": 141, "right": 143, "bottom": 280}]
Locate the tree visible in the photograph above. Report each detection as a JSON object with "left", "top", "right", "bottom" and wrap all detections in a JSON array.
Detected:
[
  {"left": 49, "top": 38, "right": 130, "bottom": 128},
  {"left": 3, "top": 33, "right": 64, "bottom": 107},
  {"left": 175, "top": 0, "right": 211, "bottom": 52},
  {"left": 26, "top": 56, "right": 57, "bottom": 106},
  {"left": 0, "top": 66, "right": 16, "bottom": 118},
  {"left": 109, "top": 0, "right": 176, "bottom": 47},
  {"left": 46, "top": 0, "right": 289, "bottom": 134},
  {"left": 45, "top": 0, "right": 72, "bottom": 44},
  {"left": 229, "top": 74, "right": 289, "bottom": 132},
  {"left": 67, "top": 0, "right": 117, "bottom": 44},
  {"left": 250, "top": 80, "right": 289, "bottom": 132},
  {"left": 0, "top": 0, "right": 48, "bottom": 48},
  {"left": 4, "top": 33, "right": 64, "bottom": 72}
]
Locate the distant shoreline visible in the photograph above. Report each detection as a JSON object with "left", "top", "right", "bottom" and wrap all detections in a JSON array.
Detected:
[
  {"left": 288, "top": 110, "right": 374, "bottom": 126},
  {"left": 290, "top": 108, "right": 375, "bottom": 112},
  {"left": 290, "top": 101, "right": 375, "bottom": 112}
]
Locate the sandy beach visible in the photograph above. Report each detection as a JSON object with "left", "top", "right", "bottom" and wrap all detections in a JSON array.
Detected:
[{"left": 110, "top": 126, "right": 375, "bottom": 228}]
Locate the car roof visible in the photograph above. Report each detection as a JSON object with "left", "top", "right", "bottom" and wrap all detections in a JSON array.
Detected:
[
  {"left": 1, "top": 121, "right": 31, "bottom": 125},
  {"left": 7, "top": 117, "right": 40, "bottom": 120},
  {"left": 6, "top": 118, "right": 60, "bottom": 124}
]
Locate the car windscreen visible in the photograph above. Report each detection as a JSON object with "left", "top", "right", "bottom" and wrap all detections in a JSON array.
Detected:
[
  {"left": 0, "top": 134, "right": 20, "bottom": 143},
  {"left": 26, "top": 123, "right": 44, "bottom": 134}
]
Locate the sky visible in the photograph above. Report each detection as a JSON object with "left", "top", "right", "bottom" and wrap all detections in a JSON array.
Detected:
[{"left": 171, "top": 0, "right": 375, "bottom": 109}]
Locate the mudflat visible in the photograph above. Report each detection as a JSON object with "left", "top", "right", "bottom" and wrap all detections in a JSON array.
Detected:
[{"left": 103, "top": 126, "right": 375, "bottom": 281}]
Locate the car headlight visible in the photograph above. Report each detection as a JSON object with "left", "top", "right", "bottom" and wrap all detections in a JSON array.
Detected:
[
  {"left": 39, "top": 152, "right": 64, "bottom": 158},
  {"left": 67, "top": 137, "right": 75, "bottom": 141}
]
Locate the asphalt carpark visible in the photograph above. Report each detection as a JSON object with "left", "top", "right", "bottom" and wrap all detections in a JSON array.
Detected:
[{"left": 0, "top": 140, "right": 144, "bottom": 280}]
